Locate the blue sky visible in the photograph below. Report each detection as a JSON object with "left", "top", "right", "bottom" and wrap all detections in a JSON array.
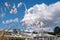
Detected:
[{"left": 0, "top": 0, "right": 60, "bottom": 31}]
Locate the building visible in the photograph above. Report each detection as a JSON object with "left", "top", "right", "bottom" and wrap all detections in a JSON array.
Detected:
[{"left": 4, "top": 31, "right": 57, "bottom": 40}]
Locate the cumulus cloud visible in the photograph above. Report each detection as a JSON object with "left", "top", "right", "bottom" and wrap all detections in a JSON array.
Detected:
[
  {"left": 13, "top": 4, "right": 16, "bottom": 9},
  {"left": 10, "top": 8, "right": 17, "bottom": 14},
  {"left": 5, "top": 2, "right": 10, "bottom": 8},
  {"left": 5, "top": 2, "right": 18, "bottom": 14},
  {"left": 17, "top": 2, "right": 22, "bottom": 8},
  {"left": 10, "top": 4, "right": 17, "bottom": 14},
  {"left": 2, "top": 18, "right": 19, "bottom": 24},
  {"left": 21, "top": 1, "right": 60, "bottom": 29}
]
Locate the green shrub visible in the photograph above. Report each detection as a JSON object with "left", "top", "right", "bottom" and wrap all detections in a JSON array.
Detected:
[{"left": 11, "top": 38, "right": 25, "bottom": 40}]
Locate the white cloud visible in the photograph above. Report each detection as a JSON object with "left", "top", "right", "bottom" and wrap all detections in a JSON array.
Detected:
[
  {"left": 2, "top": 18, "right": 19, "bottom": 24},
  {"left": 21, "top": 1, "right": 60, "bottom": 30},
  {"left": 13, "top": 4, "right": 16, "bottom": 9},
  {"left": 5, "top": 2, "right": 18, "bottom": 14},
  {"left": 13, "top": 18, "right": 19, "bottom": 22},
  {"left": 26, "top": 26, "right": 53, "bottom": 32},
  {"left": 5, "top": 2, "right": 10, "bottom": 8},
  {"left": 10, "top": 4, "right": 17, "bottom": 14},
  {"left": 13, "top": 8, "right": 17, "bottom": 14},
  {"left": 17, "top": 2, "right": 22, "bottom": 8},
  {"left": 10, "top": 9, "right": 13, "bottom": 13},
  {"left": 10, "top": 8, "right": 17, "bottom": 14}
]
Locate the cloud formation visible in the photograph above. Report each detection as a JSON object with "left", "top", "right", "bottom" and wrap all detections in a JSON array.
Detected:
[
  {"left": 17, "top": 2, "right": 22, "bottom": 8},
  {"left": 5, "top": 2, "right": 22, "bottom": 14},
  {"left": 21, "top": 1, "right": 60, "bottom": 29},
  {"left": 10, "top": 8, "right": 17, "bottom": 14},
  {"left": 5, "top": 2, "right": 10, "bottom": 8},
  {"left": 10, "top": 4, "right": 17, "bottom": 14},
  {"left": 2, "top": 18, "right": 19, "bottom": 24}
]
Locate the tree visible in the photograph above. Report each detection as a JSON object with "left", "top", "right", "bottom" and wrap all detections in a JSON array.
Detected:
[
  {"left": 54, "top": 26, "right": 60, "bottom": 35},
  {"left": 13, "top": 29, "right": 18, "bottom": 34}
]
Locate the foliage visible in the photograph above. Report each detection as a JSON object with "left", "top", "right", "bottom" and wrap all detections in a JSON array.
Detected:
[
  {"left": 10, "top": 38, "right": 25, "bottom": 40},
  {"left": 13, "top": 29, "right": 18, "bottom": 34},
  {"left": 0, "top": 37, "right": 25, "bottom": 40},
  {"left": 48, "top": 26, "right": 60, "bottom": 36},
  {"left": 54, "top": 26, "right": 60, "bottom": 35},
  {"left": 48, "top": 32, "right": 55, "bottom": 35}
]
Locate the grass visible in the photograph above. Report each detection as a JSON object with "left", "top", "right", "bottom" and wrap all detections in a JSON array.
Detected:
[
  {"left": 0, "top": 37, "right": 25, "bottom": 40},
  {"left": 10, "top": 38, "right": 25, "bottom": 40}
]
